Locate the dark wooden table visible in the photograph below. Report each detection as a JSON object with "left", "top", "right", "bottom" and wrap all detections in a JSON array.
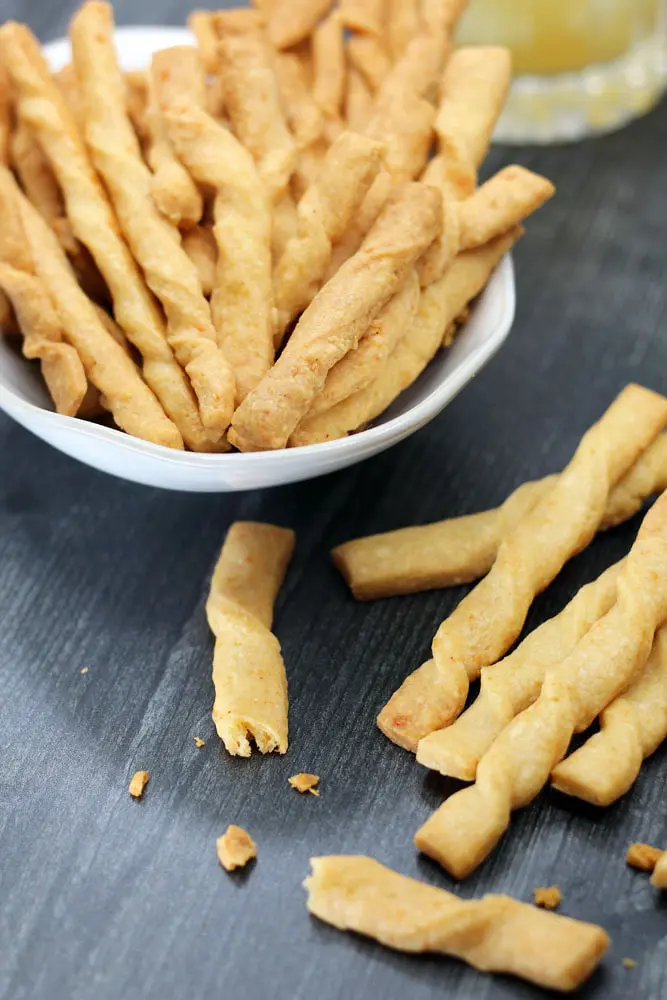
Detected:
[{"left": 2, "top": 3, "right": 667, "bottom": 999}]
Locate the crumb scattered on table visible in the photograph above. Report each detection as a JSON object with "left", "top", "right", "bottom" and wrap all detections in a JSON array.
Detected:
[
  {"left": 80, "top": 667, "right": 89, "bottom": 675},
  {"left": 288, "top": 773, "right": 320, "bottom": 795},
  {"left": 194, "top": 737, "right": 206, "bottom": 748},
  {"left": 533, "top": 886, "right": 561, "bottom": 910},
  {"left": 623, "top": 958, "right": 637, "bottom": 970},
  {"left": 217, "top": 825, "right": 257, "bottom": 872},
  {"left": 626, "top": 842, "right": 663, "bottom": 872},
  {"left": 128, "top": 770, "right": 150, "bottom": 799}
]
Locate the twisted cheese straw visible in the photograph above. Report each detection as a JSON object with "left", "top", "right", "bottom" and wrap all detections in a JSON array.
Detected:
[
  {"left": 207, "top": 522, "right": 295, "bottom": 757},
  {"left": 417, "top": 46, "right": 512, "bottom": 286},
  {"left": 415, "top": 492, "right": 667, "bottom": 879},
  {"left": 69, "top": 4, "right": 234, "bottom": 439},
  {"left": 272, "top": 130, "right": 385, "bottom": 344},
  {"left": 305, "top": 856, "right": 609, "bottom": 992},
  {"left": 379, "top": 385, "right": 667, "bottom": 752},
  {"left": 551, "top": 625, "right": 667, "bottom": 805},
  {"left": 230, "top": 183, "right": 442, "bottom": 452},
  {"left": 153, "top": 46, "right": 274, "bottom": 404},
  {"left": 0, "top": 21, "right": 217, "bottom": 450},
  {"left": 651, "top": 853, "right": 667, "bottom": 889},
  {"left": 332, "top": 433, "right": 667, "bottom": 600},
  {"left": 0, "top": 261, "right": 87, "bottom": 417},
  {"left": 417, "top": 560, "right": 623, "bottom": 780},
  {"left": 15, "top": 183, "right": 179, "bottom": 447},
  {"left": 291, "top": 230, "right": 519, "bottom": 447}
]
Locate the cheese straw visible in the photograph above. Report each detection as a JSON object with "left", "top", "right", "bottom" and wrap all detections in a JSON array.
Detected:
[
  {"left": 1, "top": 19, "right": 225, "bottom": 450},
  {"left": 415, "top": 492, "right": 667, "bottom": 879},
  {"left": 332, "top": 432, "right": 667, "bottom": 601},
  {"left": 207, "top": 522, "right": 294, "bottom": 756},
  {"left": 230, "top": 183, "right": 442, "bottom": 452},
  {"left": 15, "top": 179, "right": 181, "bottom": 447},
  {"left": 379, "top": 385, "right": 667, "bottom": 751},
  {"left": 305, "top": 856, "right": 609, "bottom": 992},
  {"left": 386, "top": 0, "right": 420, "bottom": 59},
  {"left": 339, "top": 0, "right": 384, "bottom": 36},
  {"left": 417, "top": 46, "right": 512, "bottom": 285},
  {"left": 216, "top": 9, "right": 297, "bottom": 202},
  {"left": 266, "top": 0, "right": 334, "bottom": 50},
  {"left": 69, "top": 5, "right": 234, "bottom": 439},
  {"left": 273, "top": 130, "right": 385, "bottom": 343},
  {"left": 551, "top": 624, "right": 667, "bottom": 806},
  {"left": 345, "top": 66, "right": 374, "bottom": 131},
  {"left": 154, "top": 45, "right": 274, "bottom": 404},
  {"left": 346, "top": 34, "right": 391, "bottom": 92},
  {"left": 187, "top": 10, "right": 220, "bottom": 73},
  {"left": 0, "top": 63, "right": 9, "bottom": 165},
  {"left": 458, "top": 166, "right": 555, "bottom": 250},
  {"left": 144, "top": 73, "right": 203, "bottom": 230},
  {"left": 291, "top": 231, "right": 518, "bottom": 447},
  {"left": 417, "top": 560, "right": 623, "bottom": 780},
  {"left": 305, "top": 269, "right": 420, "bottom": 418},
  {"left": 312, "top": 9, "right": 346, "bottom": 124}
]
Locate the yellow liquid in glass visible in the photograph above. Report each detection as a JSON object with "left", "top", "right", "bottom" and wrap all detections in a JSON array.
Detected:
[{"left": 457, "top": 0, "right": 661, "bottom": 75}]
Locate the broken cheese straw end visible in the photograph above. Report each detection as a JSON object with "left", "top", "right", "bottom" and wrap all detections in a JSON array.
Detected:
[{"left": 304, "top": 856, "right": 609, "bottom": 992}]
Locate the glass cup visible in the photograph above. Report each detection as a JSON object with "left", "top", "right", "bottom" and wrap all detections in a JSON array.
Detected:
[{"left": 456, "top": 0, "right": 667, "bottom": 143}]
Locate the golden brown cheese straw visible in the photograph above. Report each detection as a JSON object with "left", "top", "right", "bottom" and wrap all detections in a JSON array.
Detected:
[
  {"left": 273, "top": 50, "right": 324, "bottom": 150},
  {"left": 267, "top": 0, "right": 334, "bottom": 50},
  {"left": 206, "top": 522, "right": 295, "bottom": 757},
  {"left": 378, "top": 33, "right": 451, "bottom": 104},
  {"left": 417, "top": 561, "right": 623, "bottom": 780},
  {"left": 551, "top": 624, "right": 667, "bottom": 806},
  {"left": 416, "top": 493, "right": 667, "bottom": 879},
  {"left": 306, "top": 269, "right": 420, "bottom": 418},
  {"left": 0, "top": 261, "right": 87, "bottom": 417},
  {"left": 291, "top": 231, "right": 517, "bottom": 446},
  {"left": 216, "top": 9, "right": 297, "bottom": 202},
  {"left": 125, "top": 70, "right": 150, "bottom": 146},
  {"left": 340, "top": 0, "right": 384, "bottom": 36},
  {"left": 380, "top": 385, "right": 667, "bottom": 752},
  {"left": 346, "top": 34, "right": 391, "bottom": 92},
  {"left": 53, "top": 65, "right": 86, "bottom": 132},
  {"left": 436, "top": 46, "right": 512, "bottom": 168},
  {"left": 417, "top": 46, "right": 513, "bottom": 286},
  {"left": 365, "top": 78, "right": 435, "bottom": 184},
  {"left": 187, "top": 10, "right": 220, "bottom": 73},
  {"left": 155, "top": 46, "right": 274, "bottom": 404},
  {"left": 459, "top": 166, "right": 555, "bottom": 251},
  {"left": 345, "top": 67, "right": 374, "bottom": 132},
  {"left": 230, "top": 183, "right": 442, "bottom": 452},
  {"left": 145, "top": 73, "right": 203, "bottom": 229},
  {"left": 421, "top": 0, "right": 470, "bottom": 37},
  {"left": 312, "top": 10, "right": 345, "bottom": 122},
  {"left": 626, "top": 842, "right": 663, "bottom": 872},
  {"left": 333, "top": 432, "right": 667, "bottom": 601},
  {"left": 386, "top": 0, "right": 420, "bottom": 59},
  {"left": 10, "top": 119, "right": 65, "bottom": 228},
  {"left": 0, "top": 64, "right": 10, "bottom": 166},
  {"left": 182, "top": 225, "right": 216, "bottom": 298},
  {"left": 1, "top": 20, "right": 218, "bottom": 450},
  {"left": 68, "top": 7, "right": 233, "bottom": 440},
  {"left": 15, "top": 183, "right": 181, "bottom": 447},
  {"left": 305, "top": 856, "right": 609, "bottom": 991},
  {"left": 273, "top": 130, "right": 385, "bottom": 342},
  {"left": 326, "top": 170, "right": 393, "bottom": 278},
  {"left": 651, "top": 853, "right": 667, "bottom": 889}
]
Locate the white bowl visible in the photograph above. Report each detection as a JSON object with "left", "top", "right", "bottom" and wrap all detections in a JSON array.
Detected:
[{"left": 0, "top": 27, "right": 516, "bottom": 493}]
